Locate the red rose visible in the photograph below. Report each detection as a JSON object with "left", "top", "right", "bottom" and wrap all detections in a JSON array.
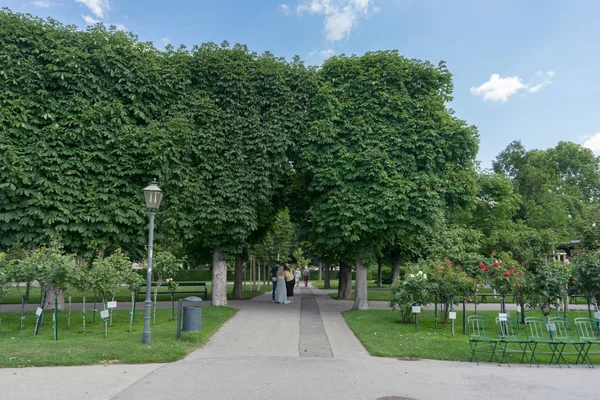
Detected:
[
  {"left": 518, "top": 272, "right": 523, "bottom": 277},
  {"left": 493, "top": 261, "right": 499, "bottom": 267},
  {"left": 503, "top": 272, "right": 510, "bottom": 277},
  {"left": 478, "top": 264, "right": 485, "bottom": 269},
  {"left": 484, "top": 267, "right": 489, "bottom": 272},
  {"left": 572, "top": 277, "right": 577, "bottom": 281},
  {"left": 515, "top": 284, "right": 521, "bottom": 289}
]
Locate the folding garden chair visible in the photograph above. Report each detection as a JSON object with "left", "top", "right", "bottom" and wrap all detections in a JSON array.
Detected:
[
  {"left": 524, "top": 316, "right": 567, "bottom": 367},
  {"left": 467, "top": 315, "right": 498, "bottom": 364},
  {"left": 495, "top": 317, "right": 532, "bottom": 366},
  {"left": 574, "top": 317, "right": 600, "bottom": 368},
  {"left": 548, "top": 317, "right": 590, "bottom": 368}
]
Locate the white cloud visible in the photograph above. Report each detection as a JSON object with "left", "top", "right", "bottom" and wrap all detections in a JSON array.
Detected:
[
  {"left": 114, "top": 24, "right": 126, "bottom": 31},
  {"left": 308, "top": 48, "right": 335, "bottom": 58},
  {"left": 528, "top": 70, "right": 555, "bottom": 93},
  {"left": 75, "top": 0, "right": 109, "bottom": 19},
  {"left": 471, "top": 70, "right": 555, "bottom": 102},
  {"left": 31, "top": 0, "right": 59, "bottom": 7},
  {"left": 279, "top": 4, "right": 291, "bottom": 16},
  {"left": 295, "top": 0, "right": 375, "bottom": 41},
  {"left": 82, "top": 14, "right": 100, "bottom": 24},
  {"left": 161, "top": 38, "right": 171, "bottom": 46},
  {"left": 583, "top": 132, "right": 600, "bottom": 155},
  {"left": 470, "top": 74, "right": 526, "bottom": 102}
]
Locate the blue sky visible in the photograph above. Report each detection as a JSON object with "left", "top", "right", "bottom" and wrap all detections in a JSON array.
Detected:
[{"left": 5, "top": 0, "right": 600, "bottom": 168}]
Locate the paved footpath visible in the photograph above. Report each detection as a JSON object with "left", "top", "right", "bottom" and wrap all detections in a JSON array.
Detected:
[{"left": 1, "top": 286, "right": 597, "bottom": 400}]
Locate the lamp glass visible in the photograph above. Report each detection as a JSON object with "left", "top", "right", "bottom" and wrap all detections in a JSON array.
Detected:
[{"left": 142, "top": 179, "right": 163, "bottom": 211}]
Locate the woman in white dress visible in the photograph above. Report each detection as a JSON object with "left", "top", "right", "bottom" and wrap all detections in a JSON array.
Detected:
[{"left": 275, "top": 266, "right": 287, "bottom": 304}]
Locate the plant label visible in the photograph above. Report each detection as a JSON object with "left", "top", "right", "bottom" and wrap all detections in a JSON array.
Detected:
[
  {"left": 35, "top": 307, "right": 43, "bottom": 317},
  {"left": 546, "top": 323, "right": 556, "bottom": 332},
  {"left": 107, "top": 301, "right": 117, "bottom": 309},
  {"left": 412, "top": 306, "right": 421, "bottom": 313},
  {"left": 449, "top": 312, "right": 457, "bottom": 320},
  {"left": 498, "top": 313, "right": 508, "bottom": 322},
  {"left": 594, "top": 311, "right": 600, "bottom": 320},
  {"left": 100, "top": 310, "right": 109, "bottom": 320},
  {"left": 516, "top": 305, "right": 521, "bottom": 313}
]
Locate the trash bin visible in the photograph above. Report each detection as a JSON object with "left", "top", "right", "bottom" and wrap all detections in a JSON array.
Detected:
[
  {"left": 182, "top": 306, "right": 201, "bottom": 332},
  {"left": 177, "top": 296, "right": 203, "bottom": 340}
]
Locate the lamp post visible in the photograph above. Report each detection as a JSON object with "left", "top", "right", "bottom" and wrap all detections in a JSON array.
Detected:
[{"left": 142, "top": 179, "right": 164, "bottom": 345}]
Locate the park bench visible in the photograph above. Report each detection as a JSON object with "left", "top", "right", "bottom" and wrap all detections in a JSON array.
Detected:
[
  {"left": 136, "top": 282, "right": 208, "bottom": 303},
  {"left": 474, "top": 293, "right": 514, "bottom": 303}
]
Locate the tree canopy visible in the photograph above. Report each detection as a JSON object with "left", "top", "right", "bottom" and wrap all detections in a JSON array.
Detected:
[{"left": 296, "top": 51, "right": 479, "bottom": 309}]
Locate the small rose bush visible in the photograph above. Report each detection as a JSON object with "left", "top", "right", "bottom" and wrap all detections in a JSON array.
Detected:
[{"left": 390, "top": 268, "right": 432, "bottom": 323}]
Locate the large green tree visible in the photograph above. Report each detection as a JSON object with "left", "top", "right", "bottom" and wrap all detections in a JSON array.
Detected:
[
  {"left": 162, "top": 44, "right": 314, "bottom": 305},
  {"left": 297, "top": 51, "right": 478, "bottom": 310},
  {"left": 0, "top": 11, "right": 176, "bottom": 257}
]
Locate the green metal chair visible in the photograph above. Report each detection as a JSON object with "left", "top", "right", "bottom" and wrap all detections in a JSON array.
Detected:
[
  {"left": 548, "top": 317, "right": 590, "bottom": 368},
  {"left": 467, "top": 315, "right": 498, "bottom": 364},
  {"left": 574, "top": 317, "right": 600, "bottom": 368},
  {"left": 524, "top": 316, "right": 567, "bottom": 367},
  {"left": 495, "top": 317, "right": 532, "bottom": 366}
]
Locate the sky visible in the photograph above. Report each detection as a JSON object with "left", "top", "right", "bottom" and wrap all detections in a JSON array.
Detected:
[{"left": 4, "top": 0, "right": 600, "bottom": 169}]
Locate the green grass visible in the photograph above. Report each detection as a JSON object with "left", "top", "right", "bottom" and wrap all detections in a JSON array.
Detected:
[
  {"left": 2, "top": 283, "right": 270, "bottom": 305},
  {"left": 311, "top": 280, "right": 388, "bottom": 290},
  {"left": 0, "top": 307, "right": 236, "bottom": 367},
  {"left": 343, "top": 308, "right": 600, "bottom": 364},
  {"left": 328, "top": 290, "right": 391, "bottom": 302}
]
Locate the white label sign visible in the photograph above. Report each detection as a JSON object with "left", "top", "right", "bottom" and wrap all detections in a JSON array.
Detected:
[
  {"left": 107, "top": 301, "right": 117, "bottom": 309},
  {"left": 594, "top": 311, "right": 600, "bottom": 320},
  {"left": 449, "top": 312, "right": 457, "bottom": 320},
  {"left": 100, "top": 310, "right": 109, "bottom": 319},
  {"left": 412, "top": 306, "right": 421, "bottom": 314},
  {"left": 35, "top": 307, "right": 43, "bottom": 317},
  {"left": 516, "top": 305, "right": 521, "bottom": 313},
  {"left": 498, "top": 313, "right": 508, "bottom": 322}
]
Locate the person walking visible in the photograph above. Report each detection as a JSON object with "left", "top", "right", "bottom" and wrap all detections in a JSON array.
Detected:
[
  {"left": 271, "top": 265, "right": 279, "bottom": 303},
  {"left": 284, "top": 265, "right": 295, "bottom": 304},
  {"left": 275, "top": 266, "right": 287, "bottom": 304},
  {"left": 294, "top": 268, "right": 301, "bottom": 287},
  {"left": 303, "top": 268, "right": 310, "bottom": 287}
]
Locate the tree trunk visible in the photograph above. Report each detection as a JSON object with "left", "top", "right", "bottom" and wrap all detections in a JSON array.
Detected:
[
  {"left": 43, "top": 286, "right": 65, "bottom": 311},
  {"left": 377, "top": 256, "right": 383, "bottom": 288},
  {"left": 252, "top": 256, "right": 256, "bottom": 291},
  {"left": 257, "top": 261, "right": 261, "bottom": 291},
  {"left": 391, "top": 249, "right": 400, "bottom": 283},
  {"left": 25, "top": 281, "right": 31, "bottom": 301},
  {"left": 352, "top": 246, "right": 368, "bottom": 310},
  {"left": 338, "top": 264, "right": 352, "bottom": 300},
  {"left": 231, "top": 255, "right": 244, "bottom": 300},
  {"left": 318, "top": 263, "right": 322, "bottom": 281},
  {"left": 324, "top": 264, "right": 331, "bottom": 289},
  {"left": 212, "top": 246, "right": 228, "bottom": 306}
]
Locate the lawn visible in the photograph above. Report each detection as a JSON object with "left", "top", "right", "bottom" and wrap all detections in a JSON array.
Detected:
[
  {"left": 328, "top": 290, "right": 391, "bottom": 302},
  {"left": 311, "top": 280, "right": 388, "bottom": 290},
  {"left": 344, "top": 308, "right": 600, "bottom": 365},
  {"left": 2, "top": 283, "right": 270, "bottom": 305},
  {"left": 0, "top": 307, "right": 236, "bottom": 367}
]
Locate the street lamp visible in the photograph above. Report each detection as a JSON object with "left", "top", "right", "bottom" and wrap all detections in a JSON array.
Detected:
[{"left": 142, "top": 178, "right": 164, "bottom": 345}]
